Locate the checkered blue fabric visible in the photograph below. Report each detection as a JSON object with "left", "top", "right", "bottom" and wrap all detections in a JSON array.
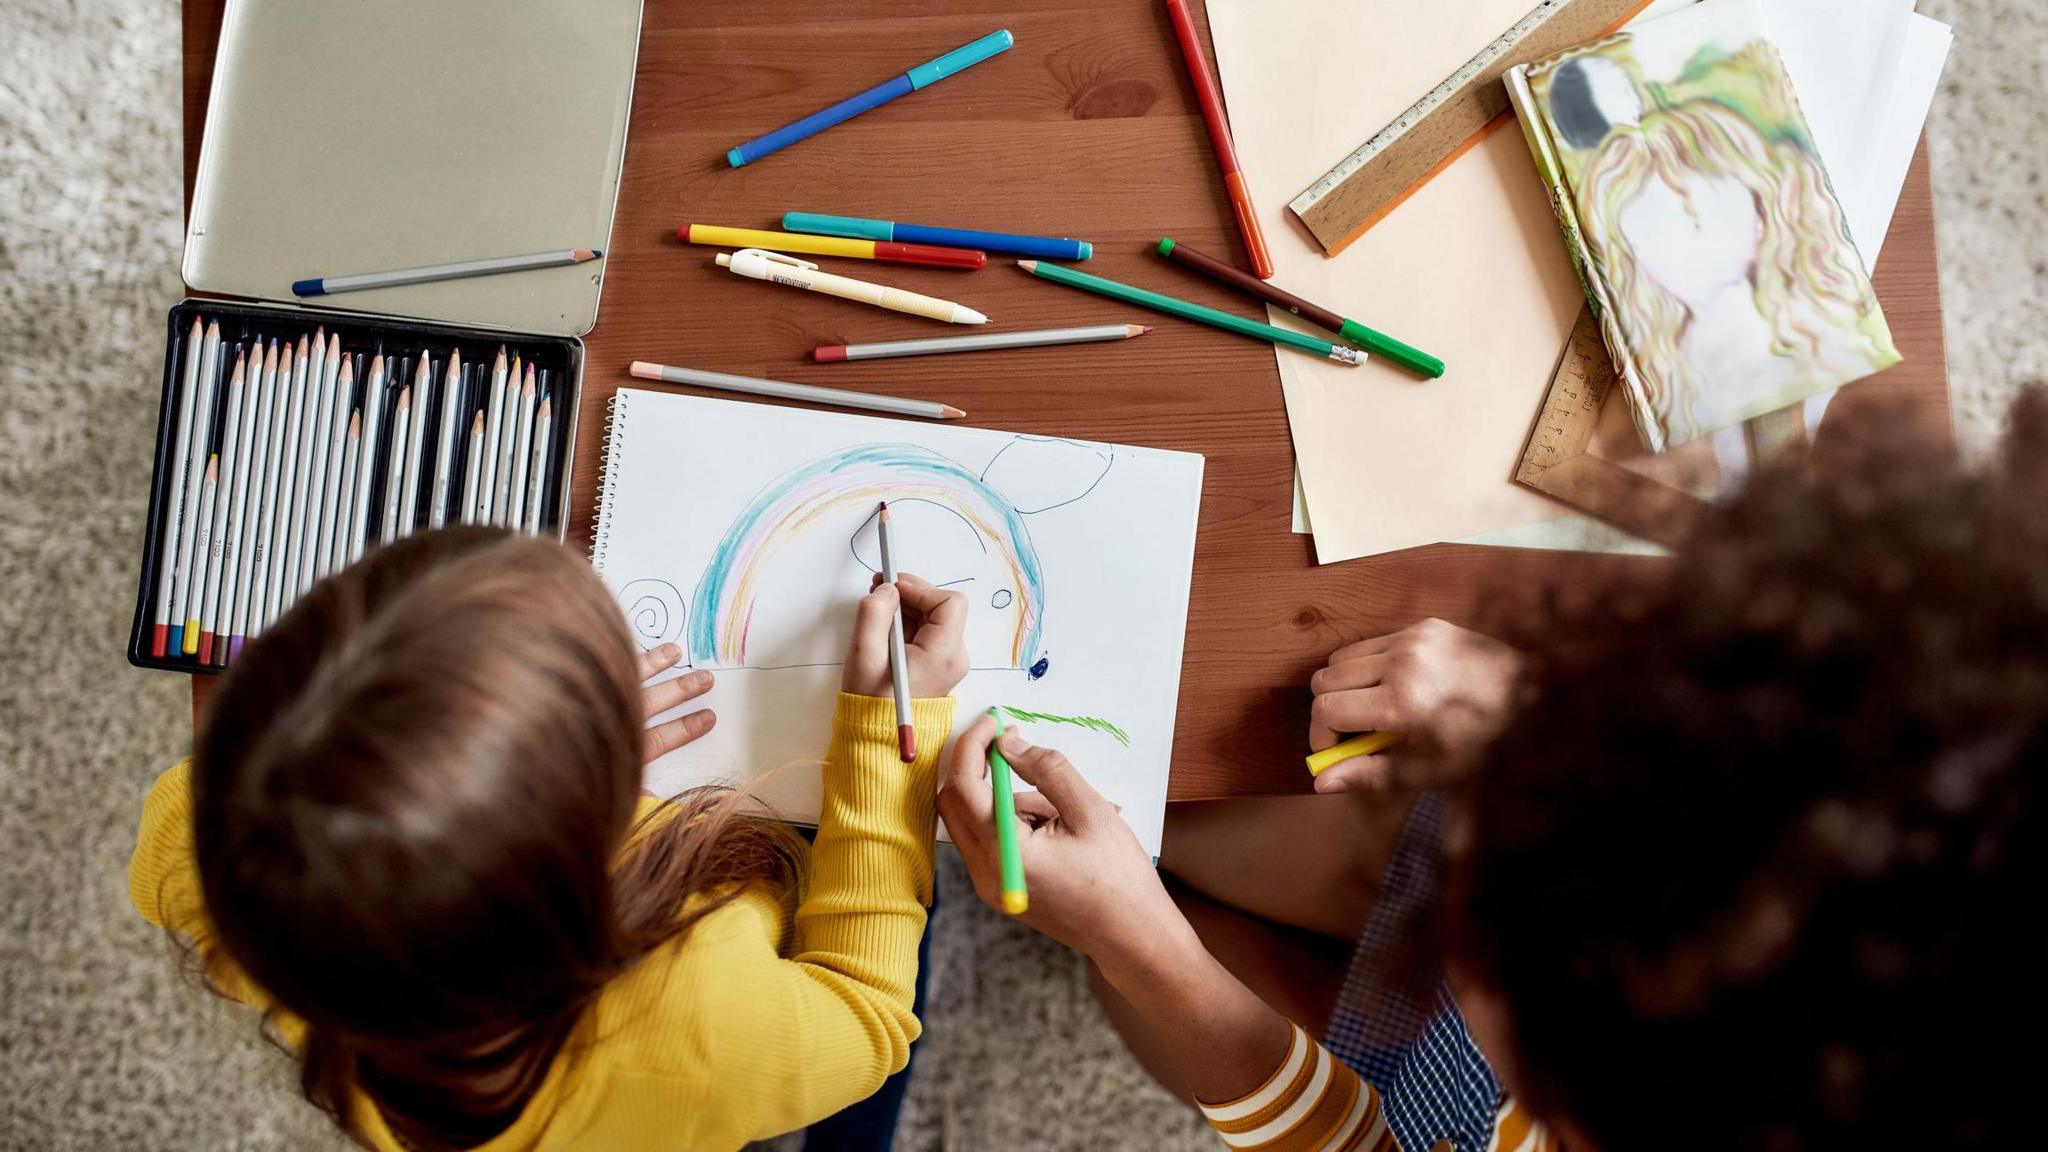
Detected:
[{"left": 1322, "top": 792, "right": 1502, "bottom": 1152}]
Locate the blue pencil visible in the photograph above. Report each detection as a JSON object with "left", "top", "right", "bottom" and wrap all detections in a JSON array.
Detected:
[
  {"left": 783, "top": 211, "right": 1093, "bottom": 261},
  {"left": 726, "top": 30, "right": 1014, "bottom": 167}
]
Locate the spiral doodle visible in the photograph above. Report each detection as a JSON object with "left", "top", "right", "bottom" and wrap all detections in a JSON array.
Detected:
[{"left": 617, "top": 578, "right": 687, "bottom": 651}]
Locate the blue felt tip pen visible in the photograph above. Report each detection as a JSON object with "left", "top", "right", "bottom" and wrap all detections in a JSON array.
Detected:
[
  {"left": 783, "top": 211, "right": 1093, "bottom": 262},
  {"left": 726, "top": 30, "right": 1014, "bottom": 168}
]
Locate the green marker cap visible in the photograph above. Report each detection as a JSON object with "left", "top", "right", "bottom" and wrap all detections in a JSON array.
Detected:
[{"left": 1157, "top": 237, "right": 1177, "bottom": 256}]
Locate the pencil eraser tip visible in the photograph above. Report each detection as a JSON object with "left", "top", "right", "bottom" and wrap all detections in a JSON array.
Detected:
[
  {"left": 813, "top": 345, "right": 846, "bottom": 363},
  {"left": 291, "top": 279, "right": 324, "bottom": 296},
  {"left": 725, "top": 147, "right": 747, "bottom": 168},
  {"left": 1002, "top": 892, "right": 1029, "bottom": 916}
]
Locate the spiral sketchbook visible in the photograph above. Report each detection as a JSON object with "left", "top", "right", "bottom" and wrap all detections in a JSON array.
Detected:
[
  {"left": 589, "top": 389, "right": 1205, "bottom": 856},
  {"left": 1507, "top": 0, "right": 1901, "bottom": 452}
]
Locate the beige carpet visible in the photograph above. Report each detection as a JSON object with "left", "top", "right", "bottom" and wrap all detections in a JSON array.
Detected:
[{"left": 0, "top": 1, "right": 2038, "bottom": 1149}]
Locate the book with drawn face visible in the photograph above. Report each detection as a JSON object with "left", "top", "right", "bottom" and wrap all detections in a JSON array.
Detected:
[{"left": 1508, "top": 0, "right": 1900, "bottom": 452}]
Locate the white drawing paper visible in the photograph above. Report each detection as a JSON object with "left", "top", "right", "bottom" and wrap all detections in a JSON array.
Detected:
[{"left": 591, "top": 390, "right": 1205, "bottom": 857}]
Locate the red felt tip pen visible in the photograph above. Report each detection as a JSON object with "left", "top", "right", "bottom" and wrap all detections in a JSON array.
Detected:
[{"left": 1164, "top": 0, "right": 1275, "bottom": 279}]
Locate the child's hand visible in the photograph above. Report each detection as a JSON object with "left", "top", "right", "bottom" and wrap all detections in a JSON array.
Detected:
[
  {"left": 639, "top": 643, "right": 716, "bottom": 763},
  {"left": 843, "top": 571, "right": 969, "bottom": 698},
  {"left": 1308, "top": 618, "right": 1521, "bottom": 794}
]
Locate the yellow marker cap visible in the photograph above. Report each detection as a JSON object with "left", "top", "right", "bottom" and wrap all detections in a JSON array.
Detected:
[
  {"left": 1002, "top": 891, "right": 1029, "bottom": 916},
  {"left": 1305, "top": 731, "right": 1403, "bottom": 776}
]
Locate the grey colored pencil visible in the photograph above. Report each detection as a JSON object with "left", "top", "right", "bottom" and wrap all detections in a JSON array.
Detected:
[
  {"left": 334, "top": 411, "right": 361, "bottom": 568},
  {"left": 170, "top": 320, "right": 223, "bottom": 653},
  {"left": 198, "top": 350, "right": 249, "bottom": 661},
  {"left": 814, "top": 324, "right": 1150, "bottom": 362},
  {"left": 627, "top": 360, "right": 965, "bottom": 420},
  {"left": 245, "top": 339, "right": 292, "bottom": 637},
  {"left": 219, "top": 341, "right": 273, "bottom": 659},
  {"left": 493, "top": 362, "right": 531, "bottom": 525},
  {"left": 293, "top": 248, "right": 601, "bottom": 297},
  {"left": 505, "top": 368, "right": 538, "bottom": 529}
]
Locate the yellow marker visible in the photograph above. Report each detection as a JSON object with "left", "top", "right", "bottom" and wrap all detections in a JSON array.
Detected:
[
  {"left": 1306, "top": 731, "right": 1403, "bottom": 776},
  {"left": 681, "top": 224, "right": 986, "bottom": 270}
]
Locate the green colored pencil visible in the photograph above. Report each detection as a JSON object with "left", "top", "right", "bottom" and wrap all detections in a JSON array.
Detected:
[
  {"left": 989, "top": 707, "right": 1029, "bottom": 915},
  {"left": 1016, "top": 260, "right": 1366, "bottom": 366}
]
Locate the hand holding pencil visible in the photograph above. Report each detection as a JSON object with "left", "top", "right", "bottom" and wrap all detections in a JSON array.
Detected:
[{"left": 842, "top": 570, "right": 970, "bottom": 706}]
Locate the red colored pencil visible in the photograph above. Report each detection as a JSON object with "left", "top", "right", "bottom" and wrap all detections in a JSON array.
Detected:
[{"left": 1165, "top": 0, "right": 1274, "bottom": 279}]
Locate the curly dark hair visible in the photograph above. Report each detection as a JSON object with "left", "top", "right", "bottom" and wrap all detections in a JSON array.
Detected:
[{"left": 1456, "top": 391, "right": 2048, "bottom": 1150}]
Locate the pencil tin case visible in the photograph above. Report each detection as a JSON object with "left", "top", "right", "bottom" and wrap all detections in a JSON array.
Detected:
[{"left": 127, "top": 0, "right": 644, "bottom": 674}]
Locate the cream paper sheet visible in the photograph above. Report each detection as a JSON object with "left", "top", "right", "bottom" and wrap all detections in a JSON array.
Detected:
[{"left": 1210, "top": 0, "right": 1620, "bottom": 562}]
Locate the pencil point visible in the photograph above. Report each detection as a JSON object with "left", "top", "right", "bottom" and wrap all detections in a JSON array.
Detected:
[
  {"left": 1016, "top": 260, "right": 1038, "bottom": 272},
  {"left": 940, "top": 405, "right": 968, "bottom": 419},
  {"left": 1130, "top": 324, "right": 1151, "bottom": 336}
]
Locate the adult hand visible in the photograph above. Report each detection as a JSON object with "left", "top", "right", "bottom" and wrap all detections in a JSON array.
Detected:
[
  {"left": 843, "top": 571, "right": 970, "bottom": 699},
  {"left": 638, "top": 643, "right": 716, "bottom": 763},
  {"left": 1308, "top": 618, "right": 1521, "bottom": 794},
  {"left": 937, "top": 714, "right": 1195, "bottom": 967}
]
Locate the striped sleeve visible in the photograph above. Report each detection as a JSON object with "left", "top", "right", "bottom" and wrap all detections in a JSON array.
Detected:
[
  {"left": 1485, "top": 1097, "right": 1561, "bottom": 1152},
  {"left": 1196, "top": 1024, "right": 1397, "bottom": 1152}
]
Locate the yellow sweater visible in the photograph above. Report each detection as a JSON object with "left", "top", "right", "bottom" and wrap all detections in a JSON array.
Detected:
[{"left": 129, "top": 692, "right": 955, "bottom": 1151}]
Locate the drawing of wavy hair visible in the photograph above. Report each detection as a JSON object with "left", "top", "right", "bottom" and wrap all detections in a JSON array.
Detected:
[{"left": 1561, "top": 44, "right": 1893, "bottom": 435}]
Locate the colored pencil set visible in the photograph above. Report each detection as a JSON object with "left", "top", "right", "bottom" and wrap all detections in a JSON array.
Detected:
[{"left": 143, "top": 314, "right": 564, "bottom": 668}]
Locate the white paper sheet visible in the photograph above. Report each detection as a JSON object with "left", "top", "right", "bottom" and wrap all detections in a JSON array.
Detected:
[{"left": 590, "top": 390, "right": 1204, "bottom": 857}]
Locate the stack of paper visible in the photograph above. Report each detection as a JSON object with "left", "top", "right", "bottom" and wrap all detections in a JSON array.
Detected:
[{"left": 1208, "top": 0, "right": 1950, "bottom": 560}]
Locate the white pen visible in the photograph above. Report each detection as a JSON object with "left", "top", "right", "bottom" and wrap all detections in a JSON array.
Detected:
[{"left": 715, "top": 248, "right": 987, "bottom": 325}]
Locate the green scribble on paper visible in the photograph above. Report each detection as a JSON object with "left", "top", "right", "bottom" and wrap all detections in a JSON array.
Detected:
[{"left": 998, "top": 706, "right": 1131, "bottom": 748}]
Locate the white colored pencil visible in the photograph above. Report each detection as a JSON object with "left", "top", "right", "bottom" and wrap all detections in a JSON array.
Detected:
[
  {"left": 293, "top": 248, "right": 601, "bottom": 297},
  {"left": 245, "top": 339, "right": 291, "bottom": 639},
  {"left": 316, "top": 354, "right": 355, "bottom": 576},
  {"left": 172, "top": 320, "right": 221, "bottom": 654},
  {"left": 492, "top": 362, "right": 529, "bottom": 525},
  {"left": 268, "top": 334, "right": 312, "bottom": 624},
  {"left": 334, "top": 411, "right": 361, "bottom": 567},
  {"left": 429, "top": 349, "right": 465, "bottom": 529},
  {"left": 506, "top": 369, "right": 537, "bottom": 530},
  {"left": 523, "top": 393, "right": 552, "bottom": 535},
  {"left": 220, "top": 341, "right": 272, "bottom": 658},
  {"left": 396, "top": 354, "right": 431, "bottom": 536},
  {"left": 459, "top": 410, "right": 485, "bottom": 525},
  {"left": 627, "top": 360, "right": 965, "bottom": 420},
  {"left": 187, "top": 456, "right": 219, "bottom": 655},
  {"left": 348, "top": 355, "right": 387, "bottom": 563},
  {"left": 381, "top": 385, "right": 411, "bottom": 544},
  {"left": 297, "top": 331, "right": 338, "bottom": 593},
  {"left": 479, "top": 351, "right": 511, "bottom": 523},
  {"left": 153, "top": 317, "right": 205, "bottom": 656},
  {"left": 197, "top": 351, "right": 248, "bottom": 660}
]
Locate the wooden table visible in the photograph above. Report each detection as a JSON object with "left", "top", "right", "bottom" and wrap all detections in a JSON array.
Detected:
[{"left": 183, "top": 1, "right": 1949, "bottom": 800}]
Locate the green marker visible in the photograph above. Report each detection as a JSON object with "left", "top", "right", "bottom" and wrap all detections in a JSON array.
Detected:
[
  {"left": 989, "top": 708, "right": 1029, "bottom": 916},
  {"left": 1016, "top": 260, "right": 1368, "bottom": 367},
  {"left": 1155, "top": 236, "right": 1444, "bottom": 378}
]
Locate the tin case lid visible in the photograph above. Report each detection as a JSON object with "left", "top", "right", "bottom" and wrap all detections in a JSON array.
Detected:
[{"left": 181, "top": 0, "right": 644, "bottom": 338}]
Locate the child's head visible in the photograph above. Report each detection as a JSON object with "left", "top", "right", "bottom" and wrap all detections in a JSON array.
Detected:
[
  {"left": 191, "top": 528, "right": 797, "bottom": 1146},
  {"left": 1454, "top": 393, "right": 2048, "bottom": 1149}
]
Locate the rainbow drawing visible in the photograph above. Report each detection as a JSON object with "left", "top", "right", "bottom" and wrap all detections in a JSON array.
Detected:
[{"left": 688, "top": 444, "right": 1047, "bottom": 669}]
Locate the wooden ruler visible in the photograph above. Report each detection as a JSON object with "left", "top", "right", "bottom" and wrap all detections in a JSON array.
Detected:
[
  {"left": 1289, "top": 0, "right": 1653, "bottom": 256},
  {"left": 1514, "top": 307, "right": 1705, "bottom": 549}
]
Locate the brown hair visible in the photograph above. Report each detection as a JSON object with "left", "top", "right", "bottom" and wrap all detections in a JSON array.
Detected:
[
  {"left": 1455, "top": 392, "right": 2048, "bottom": 1149},
  {"left": 189, "top": 527, "right": 802, "bottom": 1149}
]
